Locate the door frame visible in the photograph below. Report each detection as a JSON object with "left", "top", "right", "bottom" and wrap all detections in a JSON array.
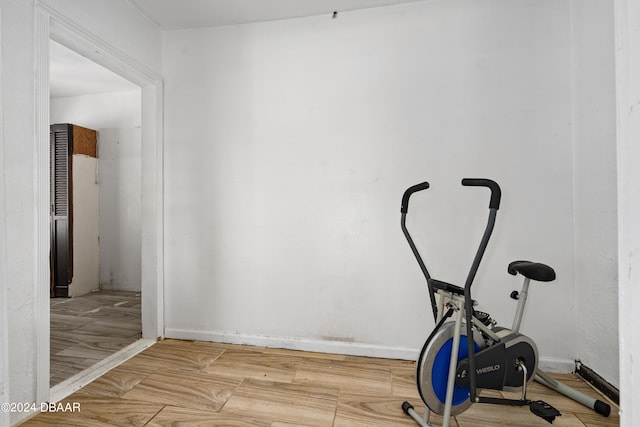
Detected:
[
  {"left": 34, "top": 2, "right": 164, "bottom": 403},
  {"left": 615, "top": 0, "right": 640, "bottom": 423}
]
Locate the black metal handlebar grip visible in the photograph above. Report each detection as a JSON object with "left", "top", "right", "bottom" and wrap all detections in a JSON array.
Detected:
[
  {"left": 401, "top": 182, "right": 430, "bottom": 214},
  {"left": 461, "top": 178, "right": 501, "bottom": 210}
]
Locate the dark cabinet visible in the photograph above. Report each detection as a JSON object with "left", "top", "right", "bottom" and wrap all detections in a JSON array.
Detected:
[{"left": 50, "top": 123, "right": 97, "bottom": 297}]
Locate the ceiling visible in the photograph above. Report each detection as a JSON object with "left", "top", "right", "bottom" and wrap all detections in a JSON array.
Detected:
[
  {"left": 50, "top": 0, "right": 422, "bottom": 98},
  {"left": 129, "top": 0, "right": 423, "bottom": 30},
  {"left": 49, "top": 40, "right": 139, "bottom": 99}
]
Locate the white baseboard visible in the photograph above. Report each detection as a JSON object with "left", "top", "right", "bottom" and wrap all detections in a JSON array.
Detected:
[
  {"left": 538, "top": 357, "right": 576, "bottom": 373},
  {"left": 165, "top": 328, "right": 419, "bottom": 360},
  {"left": 166, "top": 328, "right": 577, "bottom": 374}
]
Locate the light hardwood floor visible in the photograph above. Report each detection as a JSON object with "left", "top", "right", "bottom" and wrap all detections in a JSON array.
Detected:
[
  {"left": 27, "top": 339, "right": 618, "bottom": 426},
  {"left": 50, "top": 290, "right": 142, "bottom": 386}
]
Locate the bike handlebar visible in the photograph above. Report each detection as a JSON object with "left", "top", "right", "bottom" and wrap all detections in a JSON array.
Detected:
[
  {"left": 461, "top": 178, "right": 501, "bottom": 210},
  {"left": 401, "top": 182, "right": 430, "bottom": 214}
]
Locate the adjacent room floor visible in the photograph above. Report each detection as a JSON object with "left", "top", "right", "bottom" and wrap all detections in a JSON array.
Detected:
[
  {"left": 50, "top": 290, "right": 142, "bottom": 386},
  {"left": 29, "top": 339, "right": 618, "bottom": 426}
]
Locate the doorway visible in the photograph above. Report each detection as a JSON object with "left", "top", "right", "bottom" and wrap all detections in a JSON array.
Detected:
[
  {"left": 49, "top": 40, "right": 143, "bottom": 386},
  {"left": 35, "top": 7, "right": 164, "bottom": 403}
]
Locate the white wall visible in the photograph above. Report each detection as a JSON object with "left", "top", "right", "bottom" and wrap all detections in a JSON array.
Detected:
[
  {"left": 163, "top": 0, "right": 578, "bottom": 364},
  {"left": 571, "top": 0, "right": 618, "bottom": 387},
  {"left": 2, "top": 0, "right": 159, "bottom": 422},
  {"left": 98, "top": 127, "right": 142, "bottom": 292},
  {"left": 2, "top": 0, "right": 39, "bottom": 413},
  {"left": 0, "top": 146, "right": 8, "bottom": 426},
  {"left": 0, "top": 4, "right": 10, "bottom": 422},
  {"left": 50, "top": 91, "right": 141, "bottom": 130}
]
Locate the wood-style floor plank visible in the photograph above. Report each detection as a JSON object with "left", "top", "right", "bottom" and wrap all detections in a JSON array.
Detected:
[
  {"left": 75, "top": 363, "right": 159, "bottom": 398},
  {"left": 23, "top": 396, "right": 163, "bottom": 427},
  {"left": 294, "top": 357, "right": 392, "bottom": 395},
  {"left": 221, "top": 378, "right": 339, "bottom": 426},
  {"left": 125, "top": 342, "right": 223, "bottom": 372},
  {"left": 121, "top": 369, "right": 241, "bottom": 412},
  {"left": 50, "top": 290, "right": 142, "bottom": 386},
  {"left": 146, "top": 405, "right": 272, "bottom": 427},
  {"left": 335, "top": 392, "right": 458, "bottom": 427},
  {"left": 27, "top": 339, "right": 619, "bottom": 427},
  {"left": 203, "top": 349, "right": 303, "bottom": 383},
  {"left": 390, "top": 362, "right": 422, "bottom": 398}
]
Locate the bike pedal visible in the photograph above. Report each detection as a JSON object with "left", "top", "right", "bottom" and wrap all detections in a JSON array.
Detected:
[{"left": 529, "top": 400, "right": 561, "bottom": 424}]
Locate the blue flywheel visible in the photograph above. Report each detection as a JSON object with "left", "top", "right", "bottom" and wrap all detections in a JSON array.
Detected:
[{"left": 416, "top": 322, "right": 481, "bottom": 415}]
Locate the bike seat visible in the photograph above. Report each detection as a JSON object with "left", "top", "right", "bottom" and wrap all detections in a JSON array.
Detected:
[
  {"left": 429, "top": 279, "right": 465, "bottom": 295},
  {"left": 508, "top": 260, "right": 556, "bottom": 282}
]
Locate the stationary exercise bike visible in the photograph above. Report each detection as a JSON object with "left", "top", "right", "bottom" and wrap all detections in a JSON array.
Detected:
[{"left": 399, "top": 179, "right": 611, "bottom": 426}]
